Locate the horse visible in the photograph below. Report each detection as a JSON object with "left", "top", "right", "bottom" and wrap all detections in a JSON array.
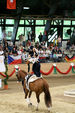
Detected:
[{"left": 15, "top": 65, "right": 52, "bottom": 111}]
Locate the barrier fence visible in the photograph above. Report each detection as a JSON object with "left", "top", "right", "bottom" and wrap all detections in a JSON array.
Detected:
[{"left": 0, "top": 63, "right": 75, "bottom": 77}]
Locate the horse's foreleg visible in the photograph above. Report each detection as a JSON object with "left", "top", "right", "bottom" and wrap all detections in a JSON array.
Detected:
[
  {"left": 28, "top": 91, "right": 32, "bottom": 105},
  {"left": 25, "top": 90, "right": 32, "bottom": 106},
  {"left": 36, "top": 94, "right": 40, "bottom": 111},
  {"left": 25, "top": 89, "right": 30, "bottom": 104}
]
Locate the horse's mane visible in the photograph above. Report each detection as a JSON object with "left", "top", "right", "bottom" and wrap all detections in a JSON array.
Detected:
[{"left": 21, "top": 70, "right": 27, "bottom": 75}]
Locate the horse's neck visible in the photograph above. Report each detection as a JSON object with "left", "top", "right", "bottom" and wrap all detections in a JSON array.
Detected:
[
  {"left": 22, "top": 80, "right": 24, "bottom": 86},
  {"left": 19, "top": 70, "right": 27, "bottom": 79}
]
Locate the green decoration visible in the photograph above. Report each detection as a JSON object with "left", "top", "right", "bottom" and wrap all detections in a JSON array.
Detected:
[
  {"left": 54, "top": 66, "right": 57, "bottom": 74},
  {"left": 72, "top": 67, "right": 75, "bottom": 73},
  {"left": 4, "top": 60, "right": 9, "bottom": 85},
  {"left": 3, "top": 38, "right": 9, "bottom": 86}
]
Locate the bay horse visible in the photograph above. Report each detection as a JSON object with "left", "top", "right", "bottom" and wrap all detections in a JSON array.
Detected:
[{"left": 15, "top": 65, "right": 52, "bottom": 111}]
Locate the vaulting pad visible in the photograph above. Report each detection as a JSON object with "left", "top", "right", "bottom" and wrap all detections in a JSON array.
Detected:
[{"left": 25, "top": 74, "right": 42, "bottom": 90}]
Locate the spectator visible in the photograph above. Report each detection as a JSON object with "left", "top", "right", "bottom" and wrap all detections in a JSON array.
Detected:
[
  {"left": 17, "top": 48, "right": 22, "bottom": 55},
  {"left": 58, "top": 48, "right": 62, "bottom": 54},
  {"left": 27, "top": 40, "right": 31, "bottom": 46},
  {"left": 53, "top": 52, "right": 58, "bottom": 62},
  {"left": 31, "top": 40, "right": 35, "bottom": 48},
  {"left": 8, "top": 41, "right": 13, "bottom": 52},
  {"left": 38, "top": 32, "right": 43, "bottom": 43},
  {"left": 0, "top": 45, "right": 4, "bottom": 55},
  {"left": 22, "top": 50, "right": 28, "bottom": 63},
  {"left": 12, "top": 47, "right": 17, "bottom": 56},
  {"left": 27, "top": 32, "right": 31, "bottom": 41},
  {"left": 31, "top": 31, "right": 35, "bottom": 41},
  {"left": 2, "top": 29, "right": 7, "bottom": 41},
  {"left": 57, "top": 35, "right": 62, "bottom": 48},
  {"left": 66, "top": 40, "right": 71, "bottom": 50},
  {"left": 53, "top": 38, "right": 58, "bottom": 46},
  {"left": 46, "top": 47, "right": 51, "bottom": 55}
]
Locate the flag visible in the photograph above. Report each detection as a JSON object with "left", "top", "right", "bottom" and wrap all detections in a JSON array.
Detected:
[
  {"left": 8, "top": 55, "right": 22, "bottom": 64},
  {"left": 0, "top": 56, "right": 6, "bottom": 72},
  {"left": 65, "top": 55, "right": 75, "bottom": 62},
  {"left": 7, "top": 0, "right": 16, "bottom": 9}
]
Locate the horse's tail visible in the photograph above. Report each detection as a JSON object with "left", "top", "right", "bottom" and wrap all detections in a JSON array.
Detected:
[{"left": 44, "top": 83, "right": 52, "bottom": 108}]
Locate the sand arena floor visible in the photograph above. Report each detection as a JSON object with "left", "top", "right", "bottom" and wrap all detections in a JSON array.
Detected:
[{"left": 0, "top": 75, "right": 75, "bottom": 113}]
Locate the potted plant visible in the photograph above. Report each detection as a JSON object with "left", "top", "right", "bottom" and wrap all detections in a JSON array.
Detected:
[{"left": 4, "top": 78, "right": 8, "bottom": 89}]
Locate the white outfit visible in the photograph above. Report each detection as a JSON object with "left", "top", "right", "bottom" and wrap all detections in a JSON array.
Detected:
[
  {"left": 22, "top": 53, "right": 28, "bottom": 60},
  {"left": 28, "top": 57, "right": 39, "bottom": 64},
  {"left": 0, "top": 56, "right": 6, "bottom": 72}
]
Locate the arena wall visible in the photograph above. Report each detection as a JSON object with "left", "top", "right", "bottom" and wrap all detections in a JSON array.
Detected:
[{"left": 0, "top": 62, "right": 75, "bottom": 80}]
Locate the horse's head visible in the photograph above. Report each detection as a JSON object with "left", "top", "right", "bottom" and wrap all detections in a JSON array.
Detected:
[
  {"left": 15, "top": 65, "right": 19, "bottom": 74},
  {"left": 15, "top": 65, "right": 21, "bottom": 81},
  {"left": 15, "top": 65, "right": 27, "bottom": 81}
]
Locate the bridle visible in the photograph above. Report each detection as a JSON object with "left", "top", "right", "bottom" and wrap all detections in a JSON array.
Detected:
[
  {"left": 15, "top": 65, "right": 19, "bottom": 74},
  {"left": 15, "top": 65, "right": 21, "bottom": 81}
]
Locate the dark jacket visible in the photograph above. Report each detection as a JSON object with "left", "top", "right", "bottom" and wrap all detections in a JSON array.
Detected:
[{"left": 32, "top": 62, "right": 41, "bottom": 77}]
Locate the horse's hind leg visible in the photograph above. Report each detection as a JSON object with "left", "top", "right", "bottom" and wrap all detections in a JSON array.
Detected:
[
  {"left": 29, "top": 91, "right": 32, "bottom": 98},
  {"left": 25, "top": 90, "right": 28, "bottom": 99},
  {"left": 36, "top": 94, "right": 40, "bottom": 111}
]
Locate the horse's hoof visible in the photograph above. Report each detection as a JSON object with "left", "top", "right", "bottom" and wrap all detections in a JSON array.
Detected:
[
  {"left": 48, "top": 110, "right": 50, "bottom": 113},
  {"left": 36, "top": 108, "right": 38, "bottom": 111},
  {"left": 28, "top": 103, "right": 32, "bottom": 107},
  {"left": 30, "top": 103, "right": 32, "bottom": 105},
  {"left": 48, "top": 107, "right": 51, "bottom": 112}
]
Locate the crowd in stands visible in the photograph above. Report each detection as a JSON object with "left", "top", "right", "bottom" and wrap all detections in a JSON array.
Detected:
[
  {"left": 1, "top": 30, "right": 75, "bottom": 63},
  {"left": 0, "top": 34, "right": 63, "bottom": 63},
  {"left": 66, "top": 39, "right": 75, "bottom": 52},
  {"left": 0, "top": 27, "right": 75, "bottom": 64}
]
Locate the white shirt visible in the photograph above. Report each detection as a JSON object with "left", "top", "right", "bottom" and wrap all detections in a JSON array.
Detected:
[
  {"left": 28, "top": 57, "right": 39, "bottom": 64},
  {"left": 0, "top": 55, "right": 6, "bottom": 72},
  {"left": 22, "top": 53, "right": 28, "bottom": 60},
  {"left": 0, "top": 51, "right": 4, "bottom": 55}
]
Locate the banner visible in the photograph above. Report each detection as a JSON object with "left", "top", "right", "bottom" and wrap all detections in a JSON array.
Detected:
[
  {"left": 0, "top": 56, "right": 6, "bottom": 72},
  {"left": 8, "top": 55, "right": 22, "bottom": 64},
  {"left": 7, "top": 0, "right": 16, "bottom": 9}
]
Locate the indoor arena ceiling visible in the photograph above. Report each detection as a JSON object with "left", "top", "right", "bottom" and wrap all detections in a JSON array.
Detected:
[{"left": 0, "top": 0, "right": 75, "bottom": 19}]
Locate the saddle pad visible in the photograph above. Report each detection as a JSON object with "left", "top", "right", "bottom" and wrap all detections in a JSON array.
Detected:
[{"left": 25, "top": 74, "right": 42, "bottom": 90}]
